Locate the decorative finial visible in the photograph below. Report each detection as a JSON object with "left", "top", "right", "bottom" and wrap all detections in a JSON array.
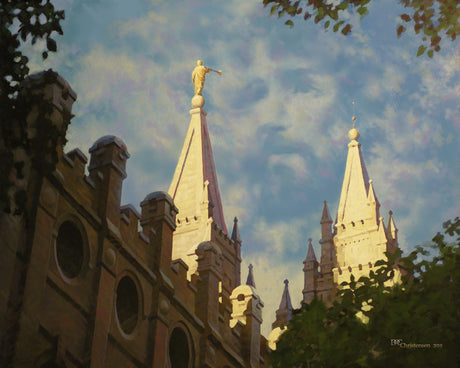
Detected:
[
  {"left": 352, "top": 100, "right": 357, "bottom": 128},
  {"left": 284, "top": 279, "right": 289, "bottom": 285},
  {"left": 348, "top": 100, "right": 360, "bottom": 141},
  {"left": 191, "top": 60, "right": 222, "bottom": 108}
]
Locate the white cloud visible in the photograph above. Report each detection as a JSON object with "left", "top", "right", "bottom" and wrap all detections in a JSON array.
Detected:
[{"left": 268, "top": 153, "right": 309, "bottom": 181}]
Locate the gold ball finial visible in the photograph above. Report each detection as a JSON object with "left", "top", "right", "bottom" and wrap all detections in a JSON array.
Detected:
[
  {"left": 192, "top": 94, "right": 205, "bottom": 108},
  {"left": 348, "top": 126, "right": 360, "bottom": 141}
]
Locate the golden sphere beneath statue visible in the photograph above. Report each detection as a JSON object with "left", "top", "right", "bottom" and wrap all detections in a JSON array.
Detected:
[
  {"left": 192, "top": 95, "right": 205, "bottom": 108},
  {"left": 348, "top": 127, "right": 360, "bottom": 141}
]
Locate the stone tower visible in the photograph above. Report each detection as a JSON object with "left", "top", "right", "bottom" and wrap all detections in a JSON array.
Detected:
[
  {"left": 230, "top": 265, "right": 264, "bottom": 368},
  {"left": 302, "top": 239, "right": 319, "bottom": 303},
  {"left": 267, "top": 279, "right": 293, "bottom": 350},
  {"left": 167, "top": 91, "right": 244, "bottom": 305},
  {"left": 301, "top": 124, "right": 400, "bottom": 305},
  {"left": 332, "top": 125, "right": 399, "bottom": 287},
  {"left": 269, "top": 123, "right": 400, "bottom": 351},
  {"left": 168, "top": 95, "right": 227, "bottom": 276}
]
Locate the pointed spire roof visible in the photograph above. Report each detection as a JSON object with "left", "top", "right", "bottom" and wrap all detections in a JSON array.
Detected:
[
  {"left": 272, "top": 279, "right": 293, "bottom": 330},
  {"left": 367, "top": 179, "right": 381, "bottom": 219},
  {"left": 367, "top": 180, "right": 379, "bottom": 205},
  {"left": 246, "top": 264, "right": 256, "bottom": 288},
  {"left": 278, "top": 279, "right": 293, "bottom": 311},
  {"left": 321, "top": 200, "right": 332, "bottom": 224},
  {"left": 320, "top": 200, "right": 333, "bottom": 243},
  {"left": 387, "top": 210, "right": 398, "bottom": 243},
  {"left": 231, "top": 216, "right": 242, "bottom": 244},
  {"left": 168, "top": 102, "right": 227, "bottom": 233},
  {"left": 377, "top": 216, "right": 388, "bottom": 244},
  {"left": 337, "top": 125, "right": 370, "bottom": 224},
  {"left": 305, "top": 238, "right": 317, "bottom": 262}
]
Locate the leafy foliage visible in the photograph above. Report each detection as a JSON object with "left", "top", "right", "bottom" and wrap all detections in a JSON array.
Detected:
[
  {"left": 262, "top": 0, "right": 459, "bottom": 57},
  {"left": 0, "top": 1, "right": 65, "bottom": 214},
  {"left": 270, "top": 217, "right": 460, "bottom": 367}
]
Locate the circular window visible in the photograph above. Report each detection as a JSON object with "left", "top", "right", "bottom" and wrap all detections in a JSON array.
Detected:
[
  {"left": 169, "top": 327, "right": 190, "bottom": 368},
  {"left": 116, "top": 276, "right": 139, "bottom": 335},
  {"left": 56, "top": 221, "right": 84, "bottom": 279}
]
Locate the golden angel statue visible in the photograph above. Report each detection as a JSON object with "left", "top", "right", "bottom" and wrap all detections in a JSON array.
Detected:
[{"left": 192, "top": 60, "right": 222, "bottom": 96}]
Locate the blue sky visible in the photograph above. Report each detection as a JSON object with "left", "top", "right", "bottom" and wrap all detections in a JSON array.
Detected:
[{"left": 25, "top": 0, "right": 459, "bottom": 336}]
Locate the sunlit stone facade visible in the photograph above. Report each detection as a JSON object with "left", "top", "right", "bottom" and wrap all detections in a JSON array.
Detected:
[{"left": 269, "top": 123, "right": 400, "bottom": 349}]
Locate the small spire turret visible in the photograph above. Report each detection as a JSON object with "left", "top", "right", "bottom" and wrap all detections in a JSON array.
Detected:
[
  {"left": 305, "top": 238, "right": 317, "bottom": 263},
  {"left": 387, "top": 210, "right": 399, "bottom": 247},
  {"left": 377, "top": 216, "right": 388, "bottom": 244},
  {"left": 303, "top": 238, "right": 319, "bottom": 303},
  {"left": 367, "top": 179, "right": 381, "bottom": 222},
  {"left": 320, "top": 201, "right": 333, "bottom": 242},
  {"left": 231, "top": 216, "right": 242, "bottom": 287},
  {"left": 272, "top": 279, "right": 293, "bottom": 330},
  {"left": 231, "top": 216, "right": 242, "bottom": 244},
  {"left": 246, "top": 264, "right": 256, "bottom": 288}
]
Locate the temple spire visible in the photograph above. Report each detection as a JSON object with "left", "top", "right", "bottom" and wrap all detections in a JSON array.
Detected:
[
  {"left": 320, "top": 200, "right": 333, "bottom": 242},
  {"left": 336, "top": 123, "right": 370, "bottom": 226},
  {"left": 246, "top": 264, "right": 256, "bottom": 288},
  {"left": 167, "top": 64, "right": 227, "bottom": 278},
  {"left": 305, "top": 238, "right": 317, "bottom": 262},
  {"left": 387, "top": 210, "right": 399, "bottom": 247},
  {"left": 232, "top": 217, "right": 242, "bottom": 287},
  {"left": 272, "top": 279, "right": 293, "bottom": 330},
  {"left": 168, "top": 105, "right": 227, "bottom": 233},
  {"left": 278, "top": 279, "right": 293, "bottom": 311},
  {"left": 231, "top": 216, "right": 242, "bottom": 244},
  {"left": 367, "top": 179, "right": 381, "bottom": 221}
]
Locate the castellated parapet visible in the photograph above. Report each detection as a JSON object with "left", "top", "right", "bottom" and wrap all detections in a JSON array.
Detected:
[{"left": 0, "top": 71, "right": 268, "bottom": 367}]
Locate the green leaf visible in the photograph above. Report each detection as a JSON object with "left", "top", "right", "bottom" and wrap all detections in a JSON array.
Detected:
[
  {"left": 427, "top": 49, "right": 434, "bottom": 58},
  {"left": 417, "top": 45, "right": 426, "bottom": 56},
  {"left": 337, "top": 2, "right": 348, "bottom": 10},
  {"left": 325, "top": 20, "right": 330, "bottom": 29},
  {"left": 333, "top": 20, "right": 344, "bottom": 32},
  {"left": 357, "top": 6, "right": 369, "bottom": 18},
  {"left": 285, "top": 19, "right": 294, "bottom": 27}
]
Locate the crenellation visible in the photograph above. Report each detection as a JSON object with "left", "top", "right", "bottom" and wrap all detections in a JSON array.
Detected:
[
  {"left": 171, "top": 258, "right": 189, "bottom": 278},
  {"left": 170, "top": 265, "right": 197, "bottom": 314},
  {"left": 119, "top": 204, "right": 146, "bottom": 254},
  {"left": 66, "top": 147, "right": 88, "bottom": 168}
]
